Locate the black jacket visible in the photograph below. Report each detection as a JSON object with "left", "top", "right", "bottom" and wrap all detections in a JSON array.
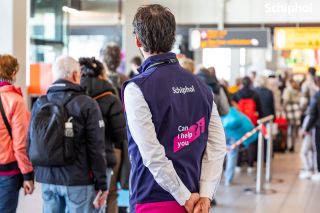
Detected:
[
  {"left": 305, "top": 92, "right": 320, "bottom": 132},
  {"left": 255, "top": 87, "right": 276, "bottom": 118},
  {"left": 30, "top": 80, "right": 107, "bottom": 191},
  {"left": 81, "top": 77, "right": 127, "bottom": 168},
  {"left": 233, "top": 87, "right": 263, "bottom": 118}
]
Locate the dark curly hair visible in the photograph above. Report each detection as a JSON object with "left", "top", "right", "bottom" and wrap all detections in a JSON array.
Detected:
[
  {"left": 79, "top": 57, "right": 104, "bottom": 77},
  {"left": 133, "top": 4, "right": 176, "bottom": 54},
  {"left": 100, "top": 43, "right": 121, "bottom": 73}
]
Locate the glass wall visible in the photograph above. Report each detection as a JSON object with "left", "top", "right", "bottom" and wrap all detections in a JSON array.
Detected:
[
  {"left": 68, "top": 25, "right": 122, "bottom": 60},
  {"left": 30, "top": 0, "right": 68, "bottom": 63}
]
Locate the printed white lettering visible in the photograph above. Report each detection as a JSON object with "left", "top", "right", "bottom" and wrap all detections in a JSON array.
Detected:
[
  {"left": 177, "top": 141, "right": 190, "bottom": 149},
  {"left": 177, "top": 132, "right": 193, "bottom": 140},
  {"left": 178, "top": 126, "right": 189, "bottom": 132},
  {"left": 172, "top": 85, "right": 195, "bottom": 94}
]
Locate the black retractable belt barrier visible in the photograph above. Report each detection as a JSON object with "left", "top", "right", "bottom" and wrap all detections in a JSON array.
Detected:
[{"left": 244, "top": 115, "right": 277, "bottom": 195}]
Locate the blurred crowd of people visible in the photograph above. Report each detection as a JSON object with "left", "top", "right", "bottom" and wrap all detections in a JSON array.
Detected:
[
  {"left": 179, "top": 56, "right": 320, "bottom": 184},
  {"left": 1, "top": 4, "right": 225, "bottom": 213},
  {"left": 2, "top": 31, "right": 320, "bottom": 213},
  {"left": 0, "top": 43, "right": 132, "bottom": 213},
  {"left": 2, "top": 45, "right": 320, "bottom": 212}
]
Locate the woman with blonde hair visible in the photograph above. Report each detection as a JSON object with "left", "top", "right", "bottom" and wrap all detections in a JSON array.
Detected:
[{"left": 0, "top": 54, "right": 34, "bottom": 212}]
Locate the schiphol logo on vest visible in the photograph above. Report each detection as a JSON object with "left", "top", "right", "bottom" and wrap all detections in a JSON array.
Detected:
[
  {"left": 172, "top": 85, "right": 195, "bottom": 94},
  {"left": 173, "top": 117, "right": 205, "bottom": 153}
]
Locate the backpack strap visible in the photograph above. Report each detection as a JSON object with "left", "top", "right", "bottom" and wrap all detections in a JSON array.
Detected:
[
  {"left": 46, "top": 92, "right": 75, "bottom": 107},
  {"left": 63, "top": 92, "right": 75, "bottom": 106},
  {"left": 0, "top": 94, "right": 12, "bottom": 139},
  {"left": 94, "top": 92, "right": 113, "bottom": 100}
]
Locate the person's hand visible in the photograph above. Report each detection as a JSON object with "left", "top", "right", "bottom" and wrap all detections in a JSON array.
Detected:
[
  {"left": 23, "top": 180, "right": 34, "bottom": 195},
  {"left": 184, "top": 193, "right": 200, "bottom": 213},
  {"left": 93, "top": 190, "right": 109, "bottom": 209},
  {"left": 194, "top": 197, "right": 211, "bottom": 213},
  {"left": 302, "top": 130, "right": 310, "bottom": 137}
]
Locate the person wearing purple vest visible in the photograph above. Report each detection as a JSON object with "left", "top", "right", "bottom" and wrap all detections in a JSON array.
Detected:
[{"left": 122, "top": 4, "right": 226, "bottom": 213}]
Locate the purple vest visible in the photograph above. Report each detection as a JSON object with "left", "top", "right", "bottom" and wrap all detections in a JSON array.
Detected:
[{"left": 123, "top": 53, "right": 213, "bottom": 212}]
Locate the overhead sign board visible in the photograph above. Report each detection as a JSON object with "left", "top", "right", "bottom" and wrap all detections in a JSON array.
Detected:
[
  {"left": 189, "top": 28, "right": 270, "bottom": 50},
  {"left": 274, "top": 27, "right": 320, "bottom": 50}
]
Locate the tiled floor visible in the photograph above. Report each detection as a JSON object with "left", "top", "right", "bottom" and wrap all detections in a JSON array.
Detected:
[
  {"left": 213, "top": 147, "right": 320, "bottom": 213},
  {"left": 17, "top": 143, "right": 320, "bottom": 213}
]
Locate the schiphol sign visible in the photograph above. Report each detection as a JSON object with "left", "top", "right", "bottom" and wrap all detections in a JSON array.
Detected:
[{"left": 189, "top": 28, "right": 270, "bottom": 50}]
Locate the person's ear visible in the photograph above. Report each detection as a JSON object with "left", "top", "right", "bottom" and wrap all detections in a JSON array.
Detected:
[
  {"left": 11, "top": 70, "right": 17, "bottom": 81},
  {"left": 72, "top": 71, "right": 81, "bottom": 84},
  {"left": 135, "top": 36, "right": 142, "bottom": 48},
  {"left": 98, "top": 71, "right": 107, "bottom": 81}
]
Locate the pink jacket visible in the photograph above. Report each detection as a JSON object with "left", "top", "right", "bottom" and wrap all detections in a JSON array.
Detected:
[{"left": 0, "top": 84, "right": 33, "bottom": 179}]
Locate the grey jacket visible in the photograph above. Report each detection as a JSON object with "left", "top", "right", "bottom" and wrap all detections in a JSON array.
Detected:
[{"left": 214, "top": 87, "right": 230, "bottom": 116}]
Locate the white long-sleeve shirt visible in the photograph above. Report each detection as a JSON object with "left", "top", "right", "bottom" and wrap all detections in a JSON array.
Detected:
[{"left": 124, "top": 82, "right": 226, "bottom": 205}]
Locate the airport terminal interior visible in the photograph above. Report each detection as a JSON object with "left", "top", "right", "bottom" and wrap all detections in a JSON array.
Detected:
[{"left": 1, "top": 0, "right": 320, "bottom": 213}]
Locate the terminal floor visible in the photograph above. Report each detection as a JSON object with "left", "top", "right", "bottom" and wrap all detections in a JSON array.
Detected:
[
  {"left": 17, "top": 143, "right": 320, "bottom": 213},
  {"left": 213, "top": 146, "right": 320, "bottom": 213}
]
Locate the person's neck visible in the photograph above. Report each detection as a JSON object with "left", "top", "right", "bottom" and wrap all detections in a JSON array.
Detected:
[
  {"left": 0, "top": 78, "right": 13, "bottom": 84},
  {"left": 142, "top": 51, "right": 165, "bottom": 60},
  {"left": 60, "top": 78, "right": 78, "bottom": 85},
  {"left": 307, "top": 75, "right": 314, "bottom": 82}
]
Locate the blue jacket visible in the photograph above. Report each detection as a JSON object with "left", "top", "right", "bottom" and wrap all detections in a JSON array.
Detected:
[
  {"left": 122, "top": 53, "right": 213, "bottom": 211},
  {"left": 222, "top": 107, "right": 257, "bottom": 146}
]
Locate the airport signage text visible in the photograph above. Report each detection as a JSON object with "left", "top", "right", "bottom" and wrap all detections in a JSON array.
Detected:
[
  {"left": 189, "top": 28, "right": 270, "bottom": 50},
  {"left": 274, "top": 27, "right": 320, "bottom": 50}
]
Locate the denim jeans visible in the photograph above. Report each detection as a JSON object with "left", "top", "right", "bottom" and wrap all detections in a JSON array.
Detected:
[
  {"left": 300, "top": 130, "right": 317, "bottom": 172},
  {"left": 224, "top": 138, "right": 239, "bottom": 184},
  {"left": 0, "top": 174, "right": 22, "bottom": 213},
  {"left": 42, "top": 184, "right": 99, "bottom": 213}
]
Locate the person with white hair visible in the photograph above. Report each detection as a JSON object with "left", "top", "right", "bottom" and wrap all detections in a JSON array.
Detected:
[{"left": 28, "top": 56, "right": 108, "bottom": 213}]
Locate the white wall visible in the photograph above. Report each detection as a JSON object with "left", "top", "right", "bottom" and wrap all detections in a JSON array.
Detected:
[
  {"left": 69, "top": 0, "right": 320, "bottom": 26},
  {"left": 0, "top": 0, "right": 28, "bottom": 101},
  {"left": 148, "top": 0, "right": 219, "bottom": 24},
  {"left": 0, "top": 0, "right": 14, "bottom": 53},
  {"left": 134, "top": 0, "right": 320, "bottom": 24},
  {"left": 226, "top": 0, "right": 319, "bottom": 24}
]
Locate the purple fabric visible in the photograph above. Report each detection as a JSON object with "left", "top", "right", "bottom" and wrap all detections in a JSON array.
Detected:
[{"left": 122, "top": 52, "right": 213, "bottom": 210}]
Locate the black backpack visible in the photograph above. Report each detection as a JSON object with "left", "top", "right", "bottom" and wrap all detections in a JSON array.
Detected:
[{"left": 28, "top": 93, "right": 76, "bottom": 166}]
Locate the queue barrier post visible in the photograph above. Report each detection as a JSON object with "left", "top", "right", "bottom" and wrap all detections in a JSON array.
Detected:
[
  {"left": 244, "top": 115, "right": 275, "bottom": 195},
  {"left": 265, "top": 120, "right": 273, "bottom": 182},
  {"left": 255, "top": 125, "right": 264, "bottom": 194},
  {"left": 256, "top": 115, "right": 275, "bottom": 194}
]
